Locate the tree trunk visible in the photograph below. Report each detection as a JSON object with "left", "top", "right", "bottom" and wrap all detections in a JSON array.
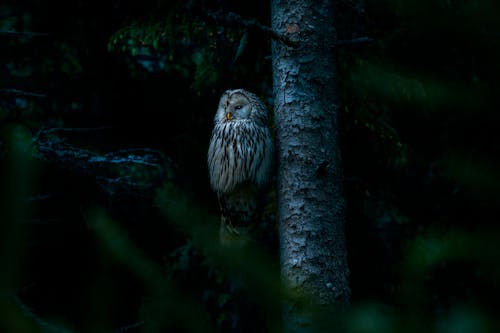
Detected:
[{"left": 271, "top": 0, "right": 350, "bottom": 331}]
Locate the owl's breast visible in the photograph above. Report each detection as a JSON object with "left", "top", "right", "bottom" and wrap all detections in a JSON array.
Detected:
[{"left": 208, "top": 121, "right": 271, "bottom": 194}]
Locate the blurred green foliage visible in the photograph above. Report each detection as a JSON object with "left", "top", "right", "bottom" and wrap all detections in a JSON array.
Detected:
[
  {"left": 1, "top": 0, "right": 500, "bottom": 332},
  {"left": 107, "top": 9, "right": 249, "bottom": 93}
]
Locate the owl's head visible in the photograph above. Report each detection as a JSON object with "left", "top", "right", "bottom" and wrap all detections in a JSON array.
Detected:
[{"left": 214, "top": 89, "right": 269, "bottom": 126}]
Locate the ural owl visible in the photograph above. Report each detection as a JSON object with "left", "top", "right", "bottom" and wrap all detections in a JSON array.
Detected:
[{"left": 208, "top": 89, "right": 274, "bottom": 245}]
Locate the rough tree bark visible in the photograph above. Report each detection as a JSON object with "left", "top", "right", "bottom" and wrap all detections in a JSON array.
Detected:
[{"left": 271, "top": 0, "right": 350, "bottom": 331}]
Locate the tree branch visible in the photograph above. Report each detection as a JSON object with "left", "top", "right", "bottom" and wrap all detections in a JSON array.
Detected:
[
  {"left": 336, "top": 36, "right": 375, "bottom": 47},
  {"left": 0, "top": 30, "right": 49, "bottom": 37},
  {"left": 111, "top": 321, "right": 145, "bottom": 333},
  {"left": 185, "top": 3, "right": 298, "bottom": 47},
  {"left": 33, "top": 129, "right": 172, "bottom": 197},
  {"left": 0, "top": 88, "right": 46, "bottom": 98}
]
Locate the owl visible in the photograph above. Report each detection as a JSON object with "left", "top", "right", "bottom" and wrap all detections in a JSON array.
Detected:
[{"left": 208, "top": 89, "right": 274, "bottom": 246}]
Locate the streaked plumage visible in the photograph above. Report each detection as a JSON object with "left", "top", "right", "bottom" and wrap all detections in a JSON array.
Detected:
[{"left": 208, "top": 89, "right": 273, "bottom": 245}]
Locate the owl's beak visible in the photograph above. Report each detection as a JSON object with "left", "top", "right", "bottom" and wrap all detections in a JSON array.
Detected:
[{"left": 226, "top": 112, "right": 233, "bottom": 121}]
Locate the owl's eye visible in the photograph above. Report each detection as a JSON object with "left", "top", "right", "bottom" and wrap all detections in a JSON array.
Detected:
[{"left": 234, "top": 105, "right": 243, "bottom": 110}]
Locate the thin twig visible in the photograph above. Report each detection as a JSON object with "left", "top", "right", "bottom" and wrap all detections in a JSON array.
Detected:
[
  {"left": 112, "top": 321, "right": 146, "bottom": 333},
  {"left": 336, "top": 36, "right": 374, "bottom": 47},
  {"left": 24, "top": 194, "right": 53, "bottom": 201},
  {"left": 39, "top": 126, "right": 113, "bottom": 135},
  {"left": 0, "top": 30, "right": 49, "bottom": 37},
  {"left": 0, "top": 88, "right": 46, "bottom": 98},
  {"left": 23, "top": 218, "right": 59, "bottom": 224},
  {"left": 12, "top": 295, "right": 75, "bottom": 333}
]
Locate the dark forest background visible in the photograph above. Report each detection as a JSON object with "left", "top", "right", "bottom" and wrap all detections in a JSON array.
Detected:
[{"left": 1, "top": 0, "right": 500, "bottom": 332}]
